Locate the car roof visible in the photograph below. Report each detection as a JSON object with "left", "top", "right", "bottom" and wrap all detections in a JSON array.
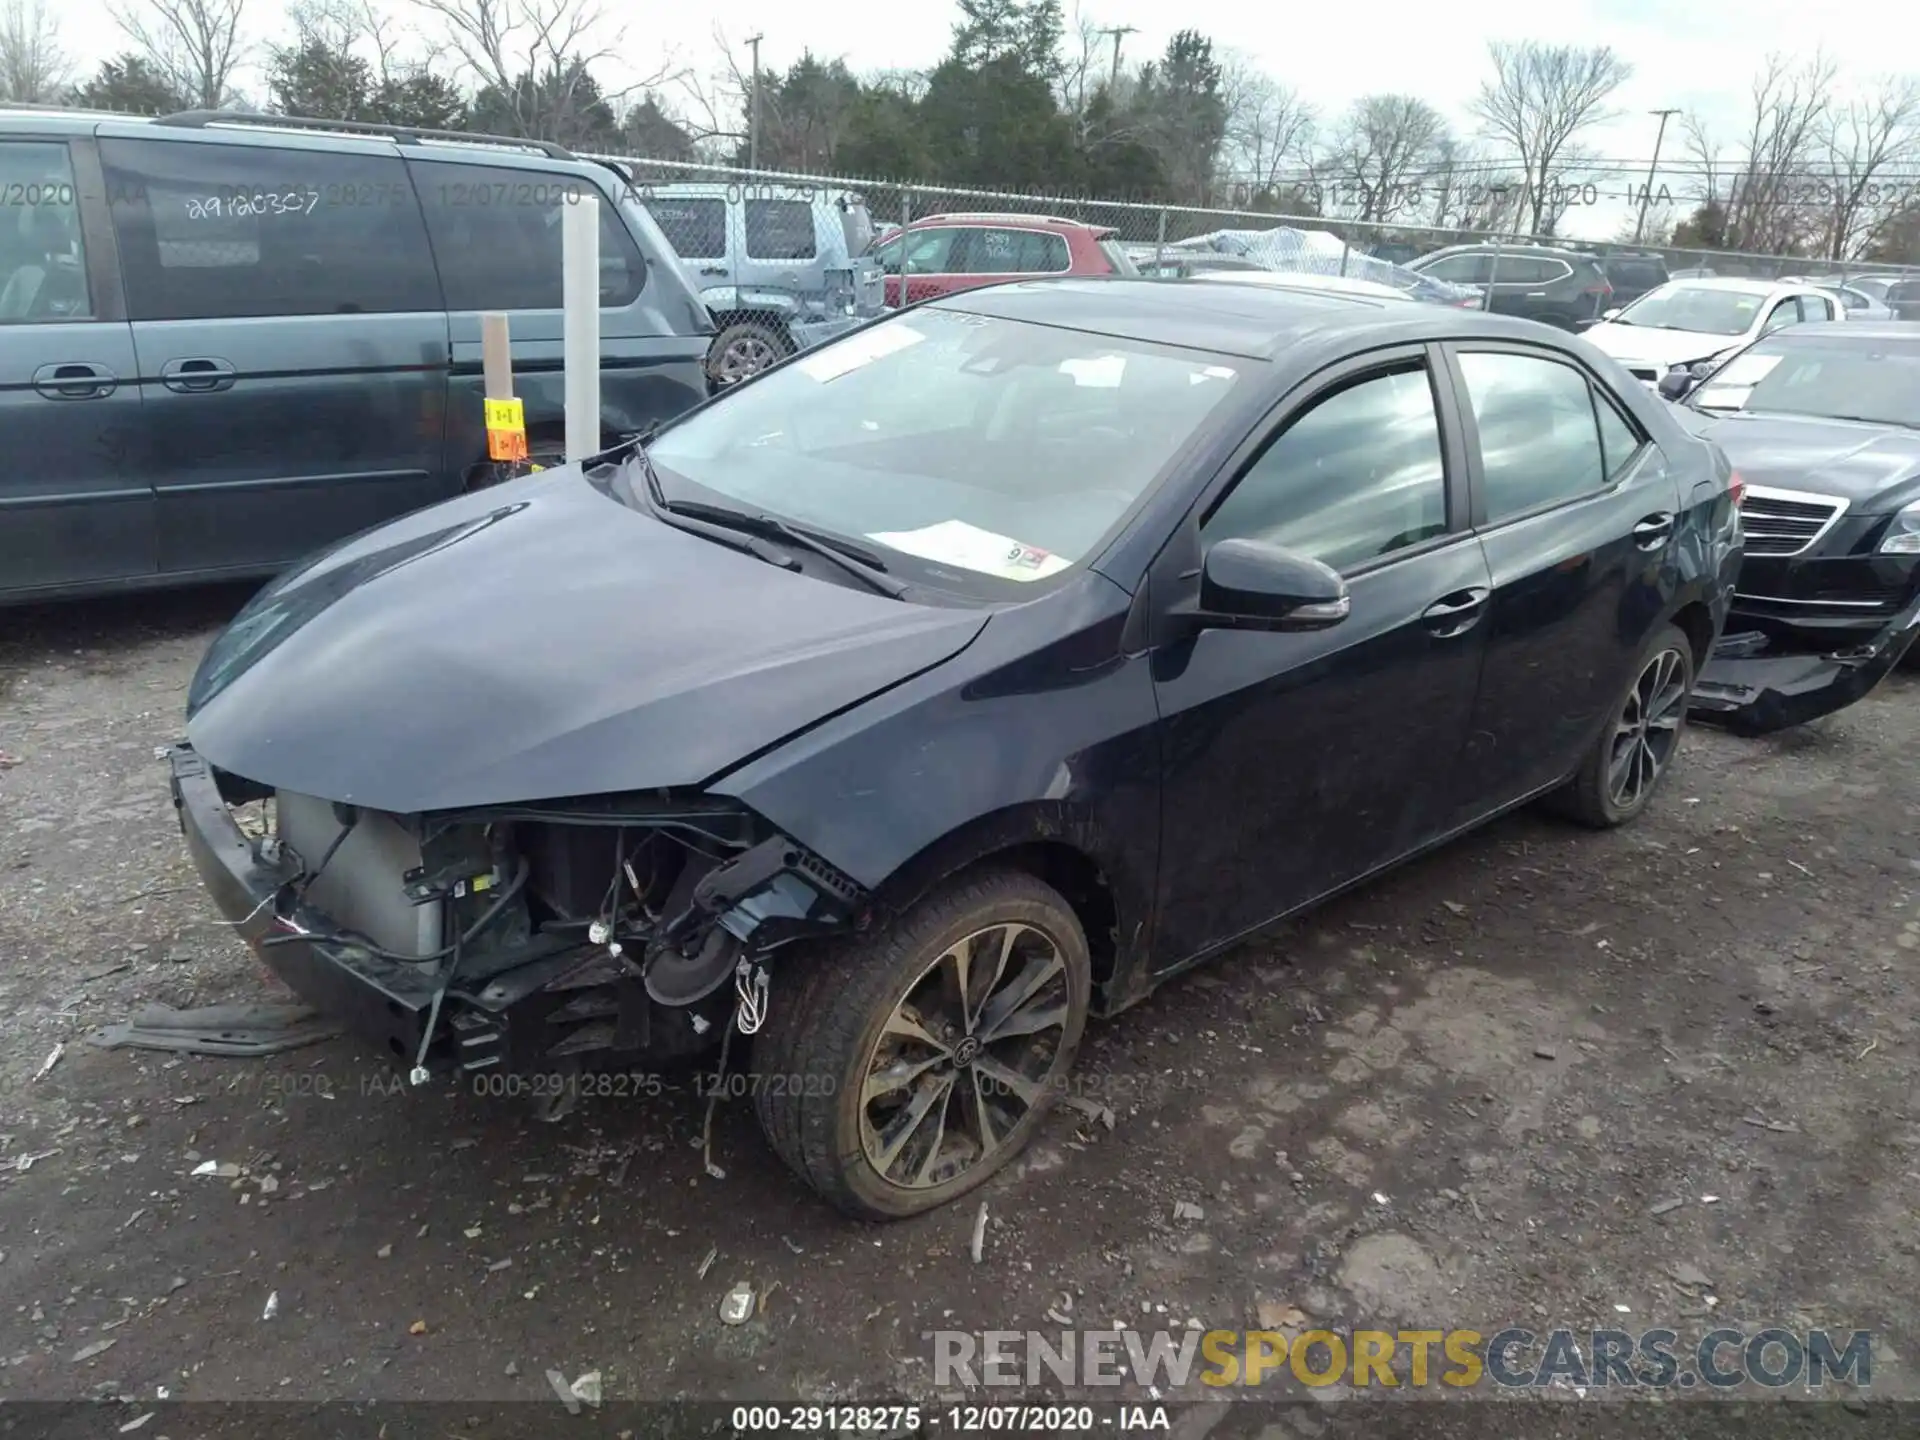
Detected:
[
  {"left": 1425, "top": 242, "right": 1597, "bottom": 262},
  {"left": 1188, "top": 271, "right": 1410, "bottom": 300},
  {"left": 1657, "top": 275, "right": 1807, "bottom": 296},
  {"left": 1763, "top": 320, "right": 1920, "bottom": 341},
  {"left": 926, "top": 276, "right": 1543, "bottom": 361},
  {"left": 642, "top": 181, "right": 861, "bottom": 205},
  {"left": 907, "top": 212, "right": 1112, "bottom": 236}
]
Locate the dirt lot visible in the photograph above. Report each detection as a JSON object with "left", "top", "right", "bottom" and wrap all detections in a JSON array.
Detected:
[{"left": 2, "top": 584, "right": 1917, "bottom": 1428}]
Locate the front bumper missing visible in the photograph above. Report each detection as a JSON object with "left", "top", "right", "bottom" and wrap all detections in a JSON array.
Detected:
[{"left": 1689, "top": 591, "right": 1920, "bottom": 735}]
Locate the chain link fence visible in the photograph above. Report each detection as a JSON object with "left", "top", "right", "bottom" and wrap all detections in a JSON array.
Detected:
[{"left": 589, "top": 152, "right": 1920, "bottom": 292}]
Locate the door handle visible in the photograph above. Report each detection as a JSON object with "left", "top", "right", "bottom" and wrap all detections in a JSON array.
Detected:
[
  {"left": 32, "top": 361, "right": 117, "bottom": 399},
  {"left": 160, "top": 357, "right": 237, "bottom": 393},
  {"left": 1421, "top": 586, "right": 1490, "bottom": 637},
  {"left": 1632, "top": 512, "right": 1675, "bottom": 549},
  {"left": 698, "top": 265, "right": 728, "bottom": 277},
  {"left": 1525, "top": 291, "right": 1547, "bottom": 297}
]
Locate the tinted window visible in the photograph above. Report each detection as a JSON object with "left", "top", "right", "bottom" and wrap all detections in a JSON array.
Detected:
[
  {"left": 1420, "top": 254, "right": 1489, "bottom": 284},
  {"left": 1605, "top": 258, "right": 1666, "bottom": 288},
  {"left": 964, "top": 227, "right": 1070, "bottom": 274},
  {"left": 1458, "top": 352, "right": 1607, "bottom": 523},
  {"left": 745, "top": 198, "right": 816, "bottom": 260},
  {"left": 642, "top": 195, "right": 726, "bottom": 258},
  {"left": 1204, "top": 366, "right": 1449, "bottom": 572},
  {"left": 1594, "top": 394, "right": 1644, "bottom": 479},
  {"left": 1493, "top": 256, "right": 1558, "bottom": 283},
  {"left": 0, "top": 141, "right": 90, "bottom": 321},
  {"left": 873, "top": 227, "right": 961, "bottom": 275},
  {"left": 1691, "top": 335, "right": 1920, "bottom": 424},
  {"left": 415, "top": 163, "right": 644, "bottom": 310},
  {"left": 102, "top": 138, "right": 438, "bottom": 320}
]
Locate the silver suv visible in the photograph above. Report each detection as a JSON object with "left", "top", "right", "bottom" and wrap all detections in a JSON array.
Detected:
[{"left": 637, "top": 182, "right": 886, "bottom": 386}]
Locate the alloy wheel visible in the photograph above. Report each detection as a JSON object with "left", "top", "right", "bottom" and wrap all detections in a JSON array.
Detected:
[
  {"left": 858, "top": 922, "right": 1073, "bottom": 1191},
  {"left": 716, "top": 335, "right": 778, "bottom": 383},
  {"left": 1608, "top": 646, "right": 1689, "bottom": 810}
]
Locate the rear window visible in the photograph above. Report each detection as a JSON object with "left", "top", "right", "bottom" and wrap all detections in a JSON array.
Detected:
[
  {"left": 1607, "top": 258, "right": 1668, "bottom": 287},
  {"left": 838, "top": 200, "right": 874, "bottom": 259},
  {"left": 745, "top": 198, "right": 817, "bottom": 260}
]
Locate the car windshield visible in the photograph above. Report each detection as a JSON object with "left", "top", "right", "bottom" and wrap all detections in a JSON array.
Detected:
[
  {"left": 1615, "top": 285, "right": 1766, "bottom": 335},
  {"left": 1690, "top": 338, "right": 1920, "bottom": 424},
  {"left": 641, "top": 308, "right": 1244, "bottom": 595}
]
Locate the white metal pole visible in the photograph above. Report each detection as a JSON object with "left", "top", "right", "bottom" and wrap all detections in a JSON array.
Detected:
[{"left": 562, "top": 195, "right": 601, "bottom": 463}]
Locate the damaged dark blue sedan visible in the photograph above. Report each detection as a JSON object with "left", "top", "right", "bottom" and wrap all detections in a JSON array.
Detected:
[{"left": 170, "top": 278, "right": 1741, "bottom": 1218}]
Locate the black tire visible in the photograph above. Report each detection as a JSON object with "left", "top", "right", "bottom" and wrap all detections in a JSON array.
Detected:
[
  {"left": 706, "top": 320, "right": 792, "bottom": 387},
  {"left": 1548, "top": 623, "right": 1695, "bottom": 828},
  {"left": 753, "top": 868, "right": 1092, "bottom": 1220}
]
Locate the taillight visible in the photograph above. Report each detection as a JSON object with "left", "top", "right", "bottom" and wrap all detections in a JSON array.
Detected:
[{"left": 1728, "top": 470, "right": 1746, "bottom": 507}]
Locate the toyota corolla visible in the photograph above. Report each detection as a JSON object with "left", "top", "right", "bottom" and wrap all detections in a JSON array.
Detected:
[{"left": 169, "top": 279, "right": 1740, "bottom": 1218}]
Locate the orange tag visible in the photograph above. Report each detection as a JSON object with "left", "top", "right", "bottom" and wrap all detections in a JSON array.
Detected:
[{"left": 487, "top": 426, "right": 528, "bottom": 461}]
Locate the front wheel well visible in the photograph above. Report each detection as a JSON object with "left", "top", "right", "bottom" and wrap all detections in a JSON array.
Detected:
[{"left": 927, "top": 841, "right": 1120, "bottom": 1001}]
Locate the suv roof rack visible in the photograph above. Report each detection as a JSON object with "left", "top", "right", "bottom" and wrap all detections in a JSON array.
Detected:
[{"left": 151, "top": 109, "right": 578, "bottom": 161}]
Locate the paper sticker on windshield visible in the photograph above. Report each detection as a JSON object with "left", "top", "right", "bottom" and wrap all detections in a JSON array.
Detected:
[
  {"left": 867, "top": 520, "right": 1072, "bottom": 582},
  {"left": 797, "top": 322, "right": 924, "bottom": 382},
  {"left": 1059, "top": 354, "right": 1126, "bottom": 387},
  {"left": 1703, "top": 353, "right": 1784, "bottom": 387}
]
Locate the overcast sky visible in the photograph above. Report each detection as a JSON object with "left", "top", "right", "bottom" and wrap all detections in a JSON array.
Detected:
[{"left": 52, "top": 0, "right": 1920, "bottom": 240}]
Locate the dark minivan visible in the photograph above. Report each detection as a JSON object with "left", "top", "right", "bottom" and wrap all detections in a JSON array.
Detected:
[{"left": 0, "top": 108, "right": 713, "bottom": 604}]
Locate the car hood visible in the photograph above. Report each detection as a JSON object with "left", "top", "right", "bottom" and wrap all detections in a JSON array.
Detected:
[
  {"left": 1583, "top": 322, "right": 1743, "bottom": 368},
  {"left": 1670, "top": 410, "right": 1920, "bottom": 509},
  {"left": 185, "top": 466, "right": 989, "bottom": 814}
]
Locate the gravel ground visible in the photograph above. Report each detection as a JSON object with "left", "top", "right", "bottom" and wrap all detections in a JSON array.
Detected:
[{"left": 2, "top": 584, "right": 1917, "bottom": 1428}]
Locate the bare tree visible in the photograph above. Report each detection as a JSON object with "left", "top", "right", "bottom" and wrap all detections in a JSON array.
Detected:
[
  {"left": 1818, "top": 76, "right": 1920, "bottom": 260},
  {"left": 1471, "top": 40, "right": 1631, "bottom": 235},
  {"left": 406, "top": 0, "right": 677, "bottom": 139},
  {"left": 1425, "top": 138, "right": 1522, "bottom": 234},
  {"left": 109, "top": 0, "right": 249, "bottom": 109},
  {"left": 0, "top": 0, "right": 70, "bottom": 102},
  {"left": 1723, "top": 52, "right": 1836, "bottom": 254},
  {"left": 1324, "top": 93, "right": 1448, "bottom": 223},
  {"left": 1218, "top": 60, "right": 1315, "bottom": 201},
  {"left": 1055, "top": 1, "right": 1107, "bottom": 135}
]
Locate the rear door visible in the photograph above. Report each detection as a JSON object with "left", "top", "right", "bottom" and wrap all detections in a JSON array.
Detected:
[
  {"left": 101, "top": 132, "right": 449, "bottom": 578},
  {"left": 874, "top": 226, "right": 966, "bottom": 306},
  {"left": 0, "top": 132, "right": 151, "bottom": 596},
  {"left": 1439, "top": 343, "right": 1684, "bottom": 823}
]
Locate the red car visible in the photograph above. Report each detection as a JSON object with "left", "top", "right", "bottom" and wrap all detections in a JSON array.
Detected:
[{"left": 868, "top": 213, "right": 1138, "bottom": 306}]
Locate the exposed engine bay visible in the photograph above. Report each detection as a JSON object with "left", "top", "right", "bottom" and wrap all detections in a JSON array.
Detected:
[{"left": 193, "top": 760, "right": 868, "bottom": 1080}]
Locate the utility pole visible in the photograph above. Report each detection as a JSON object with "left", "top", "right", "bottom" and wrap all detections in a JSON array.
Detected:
[
  {"left": 1634, "top": 108, "right": 1681, "bottom": 245},
  {"left": 746, "top": 32, "right": 764, "bottom": 171},
  {"left": 1098, "top": 25, "right": 1137, "bottom": 85}
]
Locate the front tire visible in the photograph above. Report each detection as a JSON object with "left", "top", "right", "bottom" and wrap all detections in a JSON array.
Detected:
[
  {"left": 1550, "top": 623, "right": 1695, "bottom": 827},
  {"left": 754, "top": 869, "right": 1091, "bottom": 1219}
]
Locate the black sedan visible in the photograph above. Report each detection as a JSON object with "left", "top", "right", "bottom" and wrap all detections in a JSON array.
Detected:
[
  {"left": 1665, "top": 323, "right": 1920, "bottom": 722},
  {"left": 168, "top": 280, "right": 1740, "bottom": 1219}
]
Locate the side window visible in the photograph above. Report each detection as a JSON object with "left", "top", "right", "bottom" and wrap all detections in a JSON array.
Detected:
[
  {"left": 1593, "top": 392, "right": 1645, "bottom": 481},
  {"left": 1805, "top": 293, "right": 1836, "bottom": 320},
  {"left": 102, "top": 137, "right": 438, "bottom": 320},
  {"left": 1457, "top": 351, "right": 1607, "bottom": 523},
  {"left": 0, "top": 141, "right": 90, "bottom": 321},
  {"left": 1839, "top": 289, "right": 1866, "bottom": 312},
  {"left": 641, "top": 196, "right": 725, "bottom": 258},
  {"left": 893, "top": 227, "right": 959, "bottom": 275},
  {"left": 1202, "top": 365, "right": 1449, "bottom": 573},
  {"left": 415, "top": 164, "right": 645, "bottom": 310},
  {"left": 967, "top": 229, "right": 1068, "bottom": 273},
  {"left": 1761, "top": 299, "right": 1801, "bottom": 333},
  {"left": 1423, "top": 254, "right": 1488, "bottom": 284},
  {"left": 744, "top": 198, "right": 816, "bottom": 260}
]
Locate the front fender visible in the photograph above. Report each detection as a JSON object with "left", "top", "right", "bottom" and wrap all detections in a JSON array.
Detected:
[{"left": 707, "top": 578, "right": 1163, "bottom": 1004}]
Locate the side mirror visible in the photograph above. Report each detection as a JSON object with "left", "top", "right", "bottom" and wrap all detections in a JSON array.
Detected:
[
  {"left": 1657, "top": 368, "right": 1696, "bottom": 400},
  {"left": 1198, "top": 538, "right": 1349, "bottom": 631}
]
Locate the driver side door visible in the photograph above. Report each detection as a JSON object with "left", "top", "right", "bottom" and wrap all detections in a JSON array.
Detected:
[{"left": 1147, "top": 346, "right": 1495, "bottom": 970}]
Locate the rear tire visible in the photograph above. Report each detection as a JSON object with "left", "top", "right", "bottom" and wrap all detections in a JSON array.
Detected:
[
  {"left": 1548, "top": 623, "right": 1695, "bottom": 828},
  {"left": 754, "top": 868, "right": 1091, "bottom": 1220},
  {"left": 706, "top": 320, "right": 792, "bottom": 388}
]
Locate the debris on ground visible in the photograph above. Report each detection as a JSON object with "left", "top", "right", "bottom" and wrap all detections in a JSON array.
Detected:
[
  {"left": 1532, "top": 1046, "right": 1558, "bottom": 1060},
  {"left": 546, "top": 1368, "right": 581, "bottom": 1415},
  {"left": 1650, "top": 1198, "right": 1686, "bottom": 1216},
  {"left": 719, "top": 1282, "right": 755, "bottom": 1325},
  {"left": 1062, "top": 1095, "right": 1117, "bottom": 1129},
  {"left": 504, "top": 1361, "right": 520, "bottom": 1377},
  {"left": 569, "top": 1371, "right": 602, "bottom": 1407},
  {"left": 1742, "top": 1113, "right": 1799, "bottom": 1134},
  {"left": 696, "top": 1246, "right": 717, "bottom": 1279},
  {"left": 1668, "top": 1262, "right": 1712, "bottom": 1289},
  {"left": 85, "top": 1002, "right": 341, "bottom": 1057},
  {"left": 1256, "top": 1301, "right": 1308, "bottom": 1329},
  {"left": 970, "top": 1202, "right": 990, "bottom": 1262},
  {"left": 33, "top": 1042, "right": 63, "bottom": 1082},
  {"left": 191, "top": 1161, "right": 241, "bottom": 1179},
  {"left": 119, "top": 1413, "right": 153, "bottom": 1433},
  {"left": 376, "top": 1245, "right": 392, "bottom": 1259},
  {"left": 409, "top": 1320, "right": 428, "bottom": 1335},
  {"left": 72, "top": 1339, "right": 117, "bottom": 1363},
  {"left": 261, "top": 1291, "right": 279, "bottom": 1321},
  {"left": 15, "top": 1149, "right": 58, "bottom": 1172},
  {"left": 1173, "top": 1201, "right": 1205, "bottom": 1221}
]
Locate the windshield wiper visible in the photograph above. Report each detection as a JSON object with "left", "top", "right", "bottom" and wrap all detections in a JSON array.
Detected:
[
  {"left": 662, "top": 498, "right": 910, "bottom": 599},
  {"left": 620, "top": 451, "right": 802, "bottom": 573},
  {"left": 1825, "top": 413, "right": 1920, "bottom": 430}
]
